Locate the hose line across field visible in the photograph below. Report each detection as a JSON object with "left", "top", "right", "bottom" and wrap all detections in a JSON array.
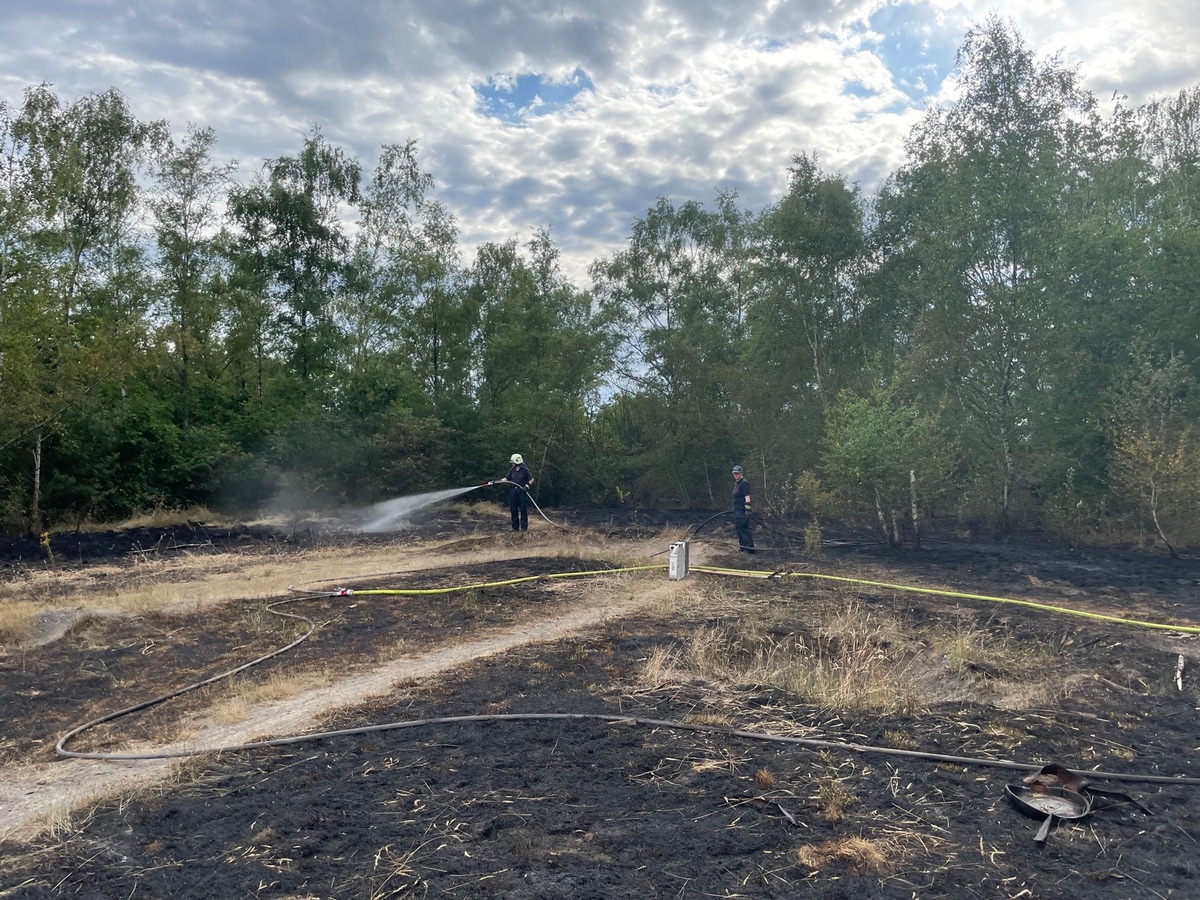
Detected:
[
  {"left": 53, "top": 555, "right": 1200, "bottom": 788},
  {"left": 691, "top": 564, "right": 1200, "bottom": 635},
  {"left": 290, "top": 565, "right": 666, "bottom": 598}
]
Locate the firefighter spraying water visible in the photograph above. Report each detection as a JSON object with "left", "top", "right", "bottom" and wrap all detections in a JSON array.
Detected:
[
  {"left": 354, "top": 451, "right": 552, "bottom": 533},
  {"left": 503, "top": 453, "right": 535, "bottom": 531}
]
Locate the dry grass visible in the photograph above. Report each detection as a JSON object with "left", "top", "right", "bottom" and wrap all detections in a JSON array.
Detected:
[
  {"left": 795, "top": 829, "right": 951, "bottom": 877},
  {"left": 639, "top": 580, "right": 719, "bottom": 617},
  {"left": 631, "top": 577, "right": 1074, "bottom": 720},
  {"left": 815, "top": 776, "right": 858, "bottom": 822},
  {"left": 0, "top": 604, "right": 42, "bottom": 645},
  {"left": 795, "top": 835, "right": 889, "bottom": 874},
  {"left": 368, "top": 842, "right": 427, "bottom": 898},
  {"left": 654, "top": 593, "right": 921, "bottom": 714},
  {"left": 19, "top": 797, "right": 96, "bottom": 844},
  {"left": 0, "top": 526, "right": 655, "bottom": 647},
  {"left": 683, "top": 708, "right": 734, "bottom": 727},
  {"left": 803, "top": 522, "right": 824, "bottom": 557},
  {"left": 70, "top": 505, "right": 225, "bottom": 533},
  {"left": 208, "top": 668, "right": 335, "bottom": 725},
  {"left": 938, "top": 620, "right": 985, "bottom": 675},
  {"left": 635, "top": 644, "right": 683, "bottom": 693},
  {"left": 926, "top": 613, "right": 1068, "bottom": 708},
  {"left": 6, "top": 756, "right": 199, "bottom": 844},
  {"left": 883, "top": 729, "right": 919, "bottom": 750}
]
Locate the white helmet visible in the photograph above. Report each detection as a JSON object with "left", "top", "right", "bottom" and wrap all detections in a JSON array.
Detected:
[{"left": 510, "top": 453, "right": 523, "bottom": 464}]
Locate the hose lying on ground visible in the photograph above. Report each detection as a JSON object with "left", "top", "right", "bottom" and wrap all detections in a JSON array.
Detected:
[
  {"left": 692, "top": 564, "right": 1200, "bottom": 636},
  {"left": 53, "top": 558, "right": 1200, "bottom": 787}
]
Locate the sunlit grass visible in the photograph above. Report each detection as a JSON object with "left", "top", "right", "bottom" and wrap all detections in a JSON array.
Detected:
[
  {"left": 208, "top": 668, "right": 335, "bottom": 726},
  {"left": 796, "top": 835, "right": 885, "bottom": 874},
  {"left": 68, "top": 505, "right": 226, "bottom": 533},
  {"left": 667, "top": 595, "right": 921, "bottom": 714},
  {"left": 0, "top": 604, "right": 41, "bottom": 646},
  {"left": 0, "top": 523, "right": 661, "bottom": 647}
]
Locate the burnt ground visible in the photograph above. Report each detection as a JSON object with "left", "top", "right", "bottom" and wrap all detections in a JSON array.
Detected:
[{"left": 2, "top": 507, "right": 1200, "bottom": 899}]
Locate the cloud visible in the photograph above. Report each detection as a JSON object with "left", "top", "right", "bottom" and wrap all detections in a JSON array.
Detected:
[{"left": 2, "top": 0, "right": 1197, "bottom": 285}]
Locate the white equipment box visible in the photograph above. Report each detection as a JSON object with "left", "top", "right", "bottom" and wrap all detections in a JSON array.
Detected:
[{"left": 668, "top": 541, "right": 690, "bottom": 580}]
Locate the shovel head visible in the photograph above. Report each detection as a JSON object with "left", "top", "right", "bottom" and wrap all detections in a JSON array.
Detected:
[{"left": 1033, "top": 813, "right": 1054, "bottom": 843}]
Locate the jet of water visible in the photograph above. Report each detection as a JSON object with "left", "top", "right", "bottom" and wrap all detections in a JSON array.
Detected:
[{"left": 357, "top": 485, "right": 482, "bottom": 532}]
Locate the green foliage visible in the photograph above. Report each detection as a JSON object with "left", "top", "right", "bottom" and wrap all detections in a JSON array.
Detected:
[
  {"left": 748, "top": 154, "right": 867, "bottom": 405},
  {"left": 147, "top": 124, "right": 236, "bottom": 432},
  {"left": 874, "top": 16, "right": 1099, "bottom": 526},
  {"left": 227, "top": 127, "right": 360, "bottom": 401},
  {"left": 784, "top": 471, "right": 838, "bottom": 521},
  {"left": 775, "top": 470, "right": 836, "bottom": 556},
  {"left": 0, "top": 483, "right": 23, "bottom": 533},
  {"left": 472, "top": 230, "right": 620, "bottom": 504},
  {"left": 590, "top": 193, "right": 745, "bottom": 506},
  {"left": 822, "top": 384, "right": 957, "bottom": 545},
  {"left": 736, "top": 155, "right": 869, "bottom": 499},
  {"left": 1105, "top": 348, "right": 1200, "bottom": 554},
  {"left": 14, "top": 84, "right": 165, "bottom": 322},
  {"left": 2, "top": 24, "right": 1200, "bottom": 550},
  {"left": 1111, "top": 426, "right": 1200, "bottom": 556},
  {"left": 265, "top": 403, "right": 448, "bottom": 508}
]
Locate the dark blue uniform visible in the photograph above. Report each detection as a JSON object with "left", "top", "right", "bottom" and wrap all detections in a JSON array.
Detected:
[
  {"left": 732, "top": 475, "right": 755, "bottom": 552},
  {"left": 506, "top": 462, "right": 534, "bottom": 530}
]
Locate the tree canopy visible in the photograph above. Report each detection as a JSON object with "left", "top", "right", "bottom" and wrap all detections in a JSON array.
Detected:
[{"left": 2, "top": 18, "right": 1199, "bottom": 554}]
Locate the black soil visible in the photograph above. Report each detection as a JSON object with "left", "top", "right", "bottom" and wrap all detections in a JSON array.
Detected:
[{"left": 3, "top": 508, "right": 1200, "bottom": 899}]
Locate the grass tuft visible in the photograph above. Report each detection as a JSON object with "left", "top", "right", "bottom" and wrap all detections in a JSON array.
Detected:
[
  {"left": 796, "top": 835, "right": 888, "bottom": 874},
  {"left": 671, "top": 595, "right": 921, "bottom": 713},
  {"left": 754, "top": 768, "right": 776, "bottom": 789},
  {"left": 815, "top": 777, "right": 858, "bottom": 822}
]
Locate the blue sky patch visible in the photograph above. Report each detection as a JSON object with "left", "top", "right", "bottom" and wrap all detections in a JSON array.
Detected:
[
  {"left": 475, "top": 68, "right": 594, "bottom": 125},
  {"left": 859, "top": 3, "right": 957, "bottom": 101},
  {"left": 744, "top": 34, "right": 788, "bottom": 52}
]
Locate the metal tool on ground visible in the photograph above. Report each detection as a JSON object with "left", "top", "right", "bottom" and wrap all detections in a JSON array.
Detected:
[
  {"left": 1006, "top": 783, "right": 1092, "bottom": 842},
  {"left": 1006, "top": 763, "right": 1152, "bottom": 842}
]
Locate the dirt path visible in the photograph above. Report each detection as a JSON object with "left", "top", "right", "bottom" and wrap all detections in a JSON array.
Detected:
[{"left": 0, "top": 582, "right": 678, "bottom": 842}]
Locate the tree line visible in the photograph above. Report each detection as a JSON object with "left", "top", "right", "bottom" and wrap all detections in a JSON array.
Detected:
[{"left": 2, "top": 17, "right": 1198, "bottom": 553}]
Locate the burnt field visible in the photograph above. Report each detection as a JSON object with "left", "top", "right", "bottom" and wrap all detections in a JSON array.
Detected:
[{"left": 2, "top": 506, "right": 1200, "bottom": 899}]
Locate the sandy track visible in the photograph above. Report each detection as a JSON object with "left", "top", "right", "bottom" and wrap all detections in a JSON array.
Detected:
[{"left": 0, "top": 584, "right": 676, "bottom": 842}]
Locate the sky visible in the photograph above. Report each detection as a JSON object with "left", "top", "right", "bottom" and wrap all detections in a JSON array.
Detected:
[{"left": 1, "top": 0, "right": 1197, "bottom": 285}]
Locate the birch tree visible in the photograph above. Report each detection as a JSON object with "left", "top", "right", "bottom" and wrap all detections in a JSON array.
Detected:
[{"left": 874, "top": 16, "right": 1098, "bottom": 524}]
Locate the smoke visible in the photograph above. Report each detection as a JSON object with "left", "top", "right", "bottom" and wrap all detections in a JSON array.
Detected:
[{"left": 356, "top": 485, "right": 481, "bottom": 532}]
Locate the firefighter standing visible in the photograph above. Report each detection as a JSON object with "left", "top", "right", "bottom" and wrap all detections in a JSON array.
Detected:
[
  {"left": 731, "top": 465, "right": 755, "bottom": 553},
  {"left": 505, "top": 453, "right": 535, "bottom": 531}
]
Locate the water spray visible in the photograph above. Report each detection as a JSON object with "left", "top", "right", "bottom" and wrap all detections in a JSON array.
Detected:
[
  {"left": 354, "top": 477, "right": 564, "bottom": 533},
  {"left": 358, "top": 484, "right": 489, "bottom": 532}
]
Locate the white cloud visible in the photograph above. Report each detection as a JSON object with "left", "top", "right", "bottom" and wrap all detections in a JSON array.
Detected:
[{"left": 1, "top": 0, "right": 1197, "bottom": 285}]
